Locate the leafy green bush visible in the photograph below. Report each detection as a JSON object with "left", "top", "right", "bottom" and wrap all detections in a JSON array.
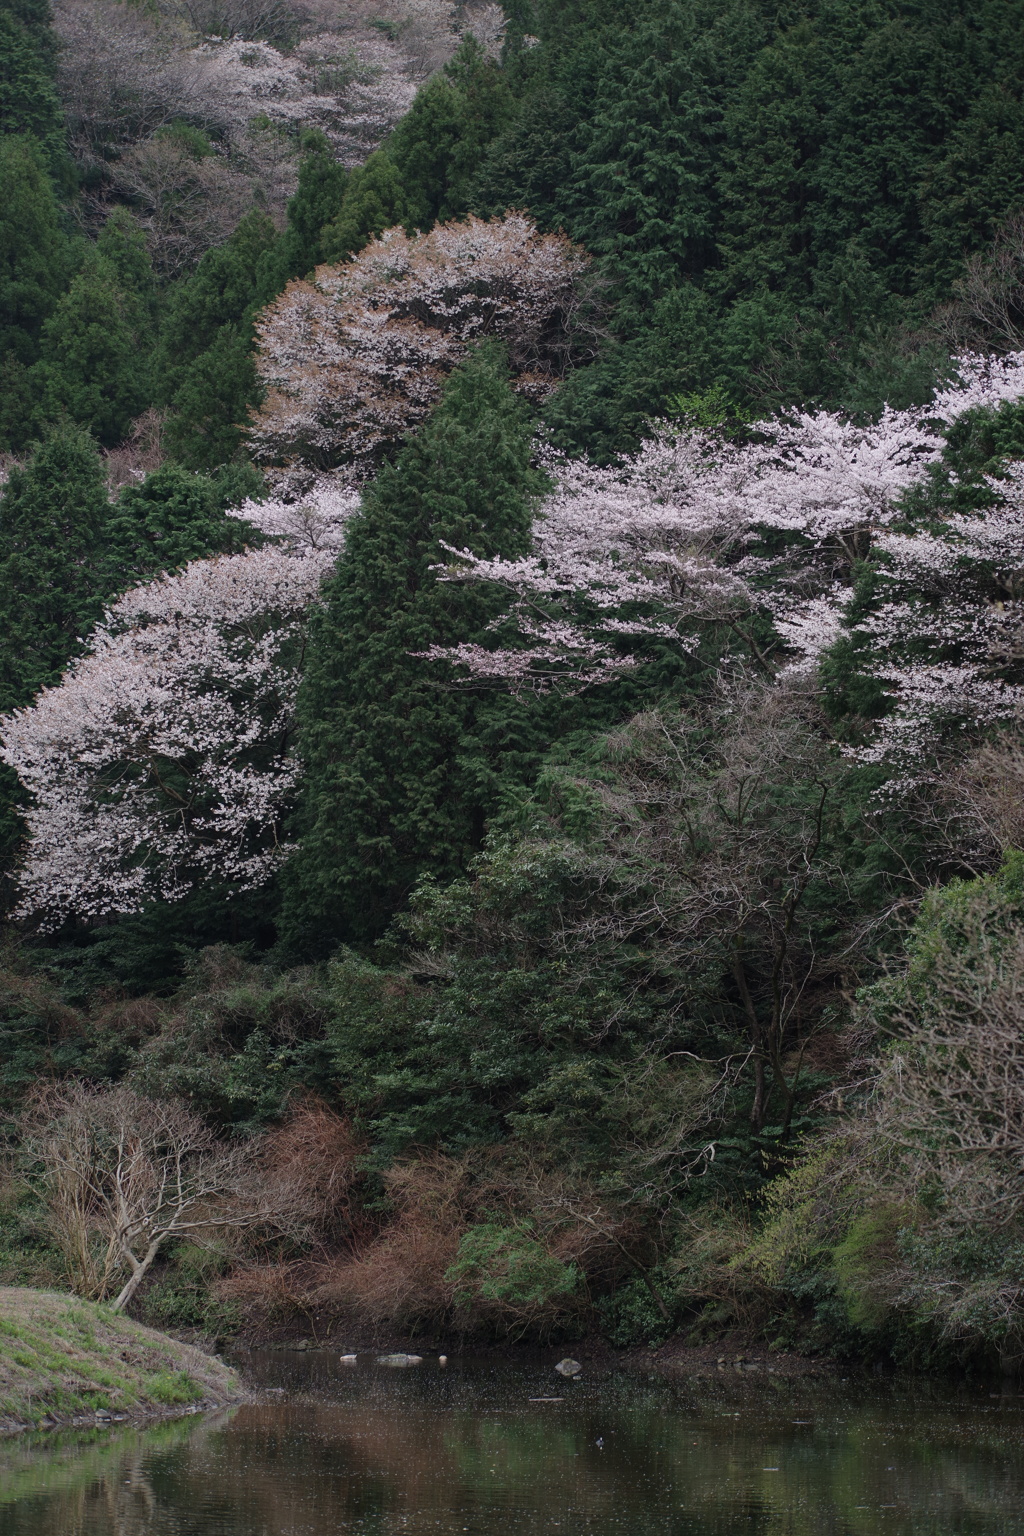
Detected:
[
  {"left": 596, "top": 1273, "right": 675, "bottom": 1349},
  {"left": 446, "top": 1220, "right": 580, "bottom": 1336}
]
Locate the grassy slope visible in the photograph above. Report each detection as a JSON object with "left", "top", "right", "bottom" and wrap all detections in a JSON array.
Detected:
[{"left": 0, "top": 1288, "right": 240, "bottom": 1432}]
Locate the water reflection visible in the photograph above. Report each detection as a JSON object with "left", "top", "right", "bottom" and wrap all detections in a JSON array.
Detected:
[{"left": 1, "top": 1352, "right": 1023, "bottom": 1535}]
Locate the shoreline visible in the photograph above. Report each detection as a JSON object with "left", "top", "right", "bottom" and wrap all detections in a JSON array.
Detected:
[{"left": 210, "top": 1324, "right": 835, "bottom": 1383}]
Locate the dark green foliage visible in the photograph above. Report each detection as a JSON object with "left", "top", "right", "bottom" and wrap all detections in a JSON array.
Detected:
[
  {"left": 282, "top": 343, "right": 544, "bottom": 947},
  {"left": 446, "top": 1221, "right": 581, "bottom": 1317},
  {"left": 0, "top": 137, "right": 76, "bottom": 432},
  {"left": 0, "top": 424, "right": 111, "bottom": 714},
  {"left": 156, "top": 209, "right": 278, "bottom": 384},
  {"left": 157, "top": 210, "right": 278, "bottom": 469},
  {"left": 125, "top": 947, "right": 336, "bottom": 1132},
  {"left": 0, "top": 432, "right": 254, "bottom": 720},
  {"left": 472, "top": 0, "right": 1024, "bottom": 444},
  {"left": 258, "top": 129, "right": 348, "bottom": 287},
  {"left": 39, "top": 250, "right": 152, "bottom": 445},
  {"left": 0, "top": 426, "right": 111, "bottom": 892},
  {"left": 135, "top": 1242, "right": 242, "bottom": 1336},
  {"left": 0, "top": 960, "right": 136, "bottom": 1120},
  {"left": 320, "top": 148, "right": 408, "bottom": 264},
  {"left": 597, "top": 1272, "right": 677, "bottom": 1347},
  {"left": 109, "top": 461, "right": 265, "bottom": 578},
  {"left": 388, "top": 34, "right": 515, "bottom": 229},
  {"left": 162, "top": 324, "right": 262, "bottom": 471},
  {"left": 95, "top": 208, "right": 159, "bottom": 328},
  {"left": 0, "top": 0, "right": 64, "bottom": 169},
  {"left": 322, "top": 945, "right": 630, "bottom": 1158}
]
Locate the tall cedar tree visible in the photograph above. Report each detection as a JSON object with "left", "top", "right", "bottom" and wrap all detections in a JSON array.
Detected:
[
  {"left": 40, "top": 249, "right": 152, "bottom": 446},
  {"left": 0, "top": 0, "right": 65, "bottom": 170},
  {"left": 157, "top": 210, "right": 278, "bottom": 469},
  {"left": 283, "top": 343, "right": 544, "bottom": 949},
  {"left": 0, "top": 424, "right": 112, "bottom": 714},
  {"left": 387, "top": 34, "right": 515, "bottom": 230},
  {"left": 260, "top": 129, "right": 348, "bottom": 289},
  {"left": 320, "top": 148, "right": 408, "bottom": 264},
  {"left": 0, "top": 137, "right": 76, "bottom": 449}
]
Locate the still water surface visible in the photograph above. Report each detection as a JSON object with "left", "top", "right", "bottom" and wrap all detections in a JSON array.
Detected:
[{"left": 1, "top": 1349, "right": 1023, "bottom": 1535}]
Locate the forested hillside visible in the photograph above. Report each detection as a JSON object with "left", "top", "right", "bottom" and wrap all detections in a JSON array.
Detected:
[{"left": 3, "top": 0, "right": 1024, "bottom": 1372}]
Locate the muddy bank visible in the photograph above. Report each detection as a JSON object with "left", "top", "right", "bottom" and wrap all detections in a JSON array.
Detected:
[{"left": 206, "top": 1320, "right": 833, "bottom": 1383}]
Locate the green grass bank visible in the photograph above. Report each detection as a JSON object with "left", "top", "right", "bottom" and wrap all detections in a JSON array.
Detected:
[{"left": 0, "top": 1288, "right": 240, "bottom": 1433}]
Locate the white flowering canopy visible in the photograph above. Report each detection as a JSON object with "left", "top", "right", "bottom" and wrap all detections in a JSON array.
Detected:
[
  {"left": 431, "top": 353, "right": 1024, "bottom": 782},
  {"left": 0, "top": 481, "right": 355, "bottom": 926},
  {"left": 7, "top": 351, "right": 1024, "bottom": 927},
  {"left": 248, "top": 213, "right": 591, "bottom": 469}
]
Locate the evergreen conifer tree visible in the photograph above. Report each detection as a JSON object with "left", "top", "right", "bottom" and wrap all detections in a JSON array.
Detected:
[
  {"left": 109, "top": 461, "right": 264, "bottom": 577},
  {"left": 282, "top": 342, "right": 544, "bottom": 949},
  {"left": 39, "top": 249, "right": 152, "bottom": 446},
  {"left": 156, "top": 209, "right": 278, "bottom": 404},
  {"left": 157, "top": 209, "right": 278, "bottom": 468},
  {"left": 0, "top": 424, "right": 111, "bottom": 713},
  {"left": 95, "top": 208, "right": 159, "bottom": 329},
  {"left": 162, "top": 325, "right": 261, "bottom": 471},
  {"left": 0, "top": 137, "right": 75, "bottom": 368},
  {"left": 388, "top": 35, "right": 515, "bottom": 229},
  {"left": 320, "top": 148, "right": 407, "bottom": 264},
  {"left": 259, "top": 129, "right": 348, "bottom": 288},
  {"left": 0, "top": 0, "right": 65, "bottom": 169}
]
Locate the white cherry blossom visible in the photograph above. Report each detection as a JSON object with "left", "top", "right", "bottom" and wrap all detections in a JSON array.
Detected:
[
  {"left": 1, "top": 546, "right": 332, "bottom": 926},
  {"left": 249, "top": 214, "right": 591, "bottom": 468}
]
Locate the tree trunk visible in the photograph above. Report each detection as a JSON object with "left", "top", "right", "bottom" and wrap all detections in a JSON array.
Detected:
[
  {"left": 733, "top": 944, "right": 767, "bottom": 1130},
  {"left": 110, "top": 1235, "right": 164, "bottom": 1312}
]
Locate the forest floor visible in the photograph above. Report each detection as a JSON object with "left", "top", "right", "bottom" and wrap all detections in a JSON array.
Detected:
[{"left": 0, "top": 1289, "right": 242, "bottom": 1434}]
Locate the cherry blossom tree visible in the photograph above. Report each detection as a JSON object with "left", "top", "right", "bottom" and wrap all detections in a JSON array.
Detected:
[
  {"left": 53, "top": 0, "right": 460, "bottom": 265},
  {"left": 429, "top": 355, "right": 1024, "bottom": 783},
  {"left": 248, "top": 213, "right": 592, "bottom": 469},
  {"left": 11, "top": 349, "right": 1024, "bottom": 926},
  {"left": 846, "top": 465, "right": 1024, "bottom": 781},
  {"left": 229, "top": 472, "right": 361, "bottom": 551},
  {"left": 429, "top": 402, "right": 948, "bottom": 688},
  {"left": 0, "top": 512, "right": 343, "bottom": 926}
]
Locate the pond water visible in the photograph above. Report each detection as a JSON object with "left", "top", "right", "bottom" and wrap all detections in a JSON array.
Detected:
[{"left": 2, "top": 1349, "right": 1023, "bottom": 1535}]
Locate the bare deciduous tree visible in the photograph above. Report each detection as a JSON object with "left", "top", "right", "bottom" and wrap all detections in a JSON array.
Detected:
[
  {"left": 932, "top": 209, "right": 1024, "bottom": 354},
  {"left": 873, "top": 924, "right": 1024, "bottom": 1231},
  {"left": 466, "top": 681, "right": 858, "bottom": 1134},
  {"left": 21, "top": 1083, "right": 293, "bottom": 1311},
  {"left": 110, "top": 136, "right": 259, "bottom": 276}
]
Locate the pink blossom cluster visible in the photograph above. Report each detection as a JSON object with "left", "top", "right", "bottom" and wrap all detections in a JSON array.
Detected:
[
  {"left": 249, "top": 214, "right": 591, "bottom": 468},
  {"left": 194, "top": 33, "right": 419, "bottom": 165},
  {"left": 431, "top": 403, "right": 948, "bottom": 689},
  {"left": 229, "top": 472, "right": 362, "bottom": 551},
  {"left": 848, "top": 464, "right": 1024, "bottom": 777},
  {"left": 1, "top": 544, "right": 333, "bottom": 926},
  {"left": 432, "top": 357, "right": 1024, "bottom": 782}
]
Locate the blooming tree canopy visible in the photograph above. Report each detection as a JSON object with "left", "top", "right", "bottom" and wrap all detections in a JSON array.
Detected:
[
  {"left": 0, "top": 480, "right": 352, "bottom": 927},
  {"left": 9, "top": 351, "right": 1024, "bottom": 928},
  {"left": 431, "top": 353, "right": 1024, "bottom": 781},
  {"left": 53, "top": 0, "right": 483, "bottom": 266},
  {"left": 248, "top": 213, "right": 592, "bottom": 469},
  {"left": 429, "top": 400, "right": 949, "bottom": 685}
]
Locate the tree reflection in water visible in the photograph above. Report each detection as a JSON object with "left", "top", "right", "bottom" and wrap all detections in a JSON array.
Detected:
[{"left": 1, "top": 1358, "right": 1023, "bottom": 1535}]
